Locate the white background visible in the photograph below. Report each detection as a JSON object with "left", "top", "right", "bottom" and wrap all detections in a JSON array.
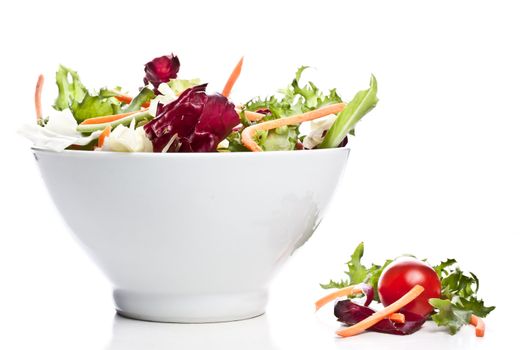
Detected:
[{"left": 1, "top": 0, "right": 523, "bottom": 349}]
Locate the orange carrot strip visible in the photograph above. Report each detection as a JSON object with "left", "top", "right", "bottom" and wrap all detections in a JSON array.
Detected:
[
  {"left": 336, "top": 285, "right": 425, "bottom": 338},
  {"left": 35, "top": 74, "right": 44, "bottom": 122},
  {"left": 238, "top": 109, "right": 265, "bottom": 122},
  {"left": 114, "top": 94, "right": 133, "bottom": 104},
  {"left": 97, "top": 126, "right": 111, "bottom": 148},
  {"left": 222, "top": 57, "right": 244, "bottom": 98},
  {"left": 388, "top": 313, "right": 405, "bottom": 324},
  {"left": 234, "top": 106, "right": 266, "bottom": 122},
  {"left": 114, "top": 93, "right": 151, "bottom": 108},
  {"left": 245, "top": 111, "right": 265, "bottom": 122},
  {"left": 315, "top": 285, "right": 364, "bottom": 311},
  {"left": 241, "top": 103, "right": 346, "bottom": 152},
  {"left": 470, "top": 315, "right": 485, "bottom": 337},
  {"left": 79, "top": 110, "right": 146, "bottom": 125}
]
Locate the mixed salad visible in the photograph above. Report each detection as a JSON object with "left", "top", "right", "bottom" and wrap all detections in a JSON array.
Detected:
[
  {"left": 316, "top": 243, "right": 495, "bottom": 338},
  {"left": 20, "top": 53, "right": 378, "bottom": 152}
]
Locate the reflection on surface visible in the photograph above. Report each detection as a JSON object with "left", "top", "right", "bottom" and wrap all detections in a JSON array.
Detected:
[
  {"left": 333, "top": 321, "right": 482, "bottom": 350},
  {"left": 106, "top": 314, "right": 279, "bottom": 350}
]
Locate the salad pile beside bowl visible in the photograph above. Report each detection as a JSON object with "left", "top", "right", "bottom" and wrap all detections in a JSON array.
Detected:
[{"left": 23, "top": 53, "right": 379, "bottom": 322}]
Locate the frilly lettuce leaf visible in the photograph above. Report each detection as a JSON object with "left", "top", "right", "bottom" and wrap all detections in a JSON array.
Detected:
[
  {"left": 320, "top": 242, "right": 392, "bottom": 302},
  {"left": 418, "top": 260, "right": 495, "bottom": 335},
  {"left": 225, "top": 131, "right": 248, "bottom": 152},
  {"left": 52, "top": 65, "right": 123, "bottom": 123},
  {"left": 429, "top": 298, "right": 472, "bottom": 335},
  {"left": 432, "top": 259, "right": 495, "bottom": 322},
  {"left": 53, "top": 65, "right": 86, "bottom": 111},
  {"left": 246, "top": 66, "right": 342, "bottom": 120}
]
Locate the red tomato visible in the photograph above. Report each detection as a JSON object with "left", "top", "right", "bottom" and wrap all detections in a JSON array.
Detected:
[{"left": 378, "top": 257, "right": 441, "bottom": 317}]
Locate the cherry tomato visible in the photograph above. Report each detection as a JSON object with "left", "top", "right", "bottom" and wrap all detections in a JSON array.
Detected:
[{"left": 378, "top": 257, "right": 441, "bottom": 317}]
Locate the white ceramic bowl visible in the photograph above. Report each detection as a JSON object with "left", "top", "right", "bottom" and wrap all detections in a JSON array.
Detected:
[{"left": 33, "top": 147, "right": 350, "bottom": 322}]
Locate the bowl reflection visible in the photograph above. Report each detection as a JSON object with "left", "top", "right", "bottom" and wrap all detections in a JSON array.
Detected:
[{"left": 106, "top": 314, "right": 280, "bottom": 350}]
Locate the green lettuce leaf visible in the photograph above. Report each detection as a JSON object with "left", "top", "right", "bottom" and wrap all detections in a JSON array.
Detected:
[
  {"left": 429, "top": 294, "right": 495, "bottom": 335},
  {"left": 318, "top": 75, "right": 378, "bottom": 149},
  {"left": 98, "top": 87, "right": 123, "bottom": 98},
  {"left": 456, "top": 296, "right": 495, "bottom": 318},
  {"left": 123, "top": 87, "right": 155, "bottom": 112},
  {"left": 429, "top": 298, "right": 472, "bottom": 335},
  {"left": 433, "top": 258, "right": 457, "bottom": 276},
  {"left": 261, "top": 126, "right": 299, "bottom": 151},
  {"left": 319, "top": 279, "right": 352, "bottom": 290},
  {"left": 320, "top": 242, "right": 392, "bottom": 301},
  {"left": 52, "top": 65, "right": 124, "bottom": 123},
  {"left": 366, "top": 259, "right": 393, "bottom": 300},
  {"left": 168, "top": 78, "right": 201, "bottom": 95},
  {"left": 53, "top": 65, "right": 87, "bottom": 111},
  {"left": 344, "top": 241, "right": 368, "bottom": 283},
  {"left": 71, "top": 95, "right": 121, "bottom": 122},
  {"left": 226, "top": 131, "right": 249, "bottom": 152},
  {"left": 433, "top": 260, "right": 495, "bottom": 318}
]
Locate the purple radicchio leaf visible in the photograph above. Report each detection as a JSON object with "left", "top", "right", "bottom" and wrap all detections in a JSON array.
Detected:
[
  {"left": 143, "top": 84, "right": 240, "bottom": 152},
  {"left": 255, "top": 108, "right": 271, "bottom": 115},
  {"left": 355, "top": 283, "right": 374, "bottom": 307},
  {"left": 144, "top": 54, "right": 180, "bottom": 92},
  {"left": 334, "top": 300, "right": 427, "bottom": 335}
]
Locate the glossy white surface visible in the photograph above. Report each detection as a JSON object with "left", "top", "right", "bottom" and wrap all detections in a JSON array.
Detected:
[
  {"left": 0, "top": 247, "right": 513, "bottom": 350},
  {"left": 32, "top": 148, "right": 350, "bottom": 322}
]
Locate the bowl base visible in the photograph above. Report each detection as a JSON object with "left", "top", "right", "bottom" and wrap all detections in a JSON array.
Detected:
[
  {"left": 116, "top": 309, "right": 266, "bottom": 324},
  {"left": 113, "top": 289, "right": 268, "bottom": 323}
]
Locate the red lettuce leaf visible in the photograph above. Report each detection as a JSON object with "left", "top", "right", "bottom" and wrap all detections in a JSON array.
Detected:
[
  {"left": 143, "top": 84, "right": 240, "bottom": 152},
  {"left": 144, "top": 54, "right": 180, "bottom": 91},
  {"left": 355, "top": 283, "right": 374, "bottom": 307},
  {"left": 334, "top": 300, "right": 427, "bottom": 335}
]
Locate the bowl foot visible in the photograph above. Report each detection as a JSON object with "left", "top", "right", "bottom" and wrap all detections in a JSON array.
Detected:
[{"left": 113, "top": 289, "right": 268, "bottom": 323}]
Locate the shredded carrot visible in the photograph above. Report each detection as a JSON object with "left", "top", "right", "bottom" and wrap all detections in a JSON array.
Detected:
[
  {"left": 315, "top": 285, "right": 364, "bottom": 311},
  {"left": 222, "top": 57, "right": 244, "bottom": 98},
  {"left": 97, "top": 126, "right": 111, "bottom": 148},
  {"left": 336, "top": 285, "right": 425, "bottom": 338},
  {"left": 235, "top": 108, "right": 265, "bottom": 122},
  {"left": 470, "top": 315, "right": 485, "bottom": 337},
  {"left": 388, "top": 313, "right": 405, "bottom": 324},
  {"left": 114, "top": 94, "right": 133, "bottom": 104},
  {"left": 79, "top": 110, "right": 145, "bottom": 125},
  {"left": 245, "top": 111, "right": 265, "bottom": 122},
  {"left": 241, "top": 103, "right": 346, "bottom": 151},
  {"left": 35, "top": 74, "right": 44, "bottom": 122},
  {"left": 114, "top": 94, "right": 151, "bottom": 108}
]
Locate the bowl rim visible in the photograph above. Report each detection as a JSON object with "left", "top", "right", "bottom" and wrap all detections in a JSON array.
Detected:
[{"left": 31, "top": 146, "right": 350, "bottom": 158}]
